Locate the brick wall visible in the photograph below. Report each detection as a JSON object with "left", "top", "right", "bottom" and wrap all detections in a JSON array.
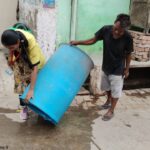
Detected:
[{"left": 129, "top": 30, "right": 150, "bottom": 62}]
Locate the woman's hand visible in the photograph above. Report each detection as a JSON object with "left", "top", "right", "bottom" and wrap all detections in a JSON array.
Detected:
[{"left": 25, "top": 89, "right": 34, "bottom": 103}]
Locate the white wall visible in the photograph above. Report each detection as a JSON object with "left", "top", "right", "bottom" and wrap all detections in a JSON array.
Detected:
[
  {"left": 19, "top": 0, "right": 56, "bottom": 60},
  {"left": 37, "top": 9, "right": 56, "bottom": 61},
  {"left": 0, "top": 0, "right": 18, "bottom": 48}
]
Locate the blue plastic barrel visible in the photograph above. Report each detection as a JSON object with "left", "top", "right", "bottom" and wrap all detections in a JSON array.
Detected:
[{"left": 20, "top": 44, "right": 94, "bottom": 124}]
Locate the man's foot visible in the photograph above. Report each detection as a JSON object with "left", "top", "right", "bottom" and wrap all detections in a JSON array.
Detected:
[
  {"left": 102, "top": 110, "right": 114, "bottom": 121},
  {"left": 98, "top": 103, "right": 111, "bottom": 110},
  {"left": 20, "top": 107, "right": 28, "bottom": 120}
]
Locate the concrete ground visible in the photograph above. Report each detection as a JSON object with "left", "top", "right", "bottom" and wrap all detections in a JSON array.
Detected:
[{"left": 0, "top": 51, "right": 150, "bottom": 150}]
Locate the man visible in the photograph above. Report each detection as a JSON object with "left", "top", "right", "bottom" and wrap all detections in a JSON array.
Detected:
[{"left": 70, "top": 14, "right": 133, "bottom": 121}]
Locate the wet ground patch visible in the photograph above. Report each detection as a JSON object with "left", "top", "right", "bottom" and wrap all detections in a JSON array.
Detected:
[{"left": 0, "top": 106, "right": 99, "bottom": 150}]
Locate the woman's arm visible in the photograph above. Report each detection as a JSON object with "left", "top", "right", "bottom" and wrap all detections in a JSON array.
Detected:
[{"left": 25, "top": 65, "right": 38, "bottom": 103}]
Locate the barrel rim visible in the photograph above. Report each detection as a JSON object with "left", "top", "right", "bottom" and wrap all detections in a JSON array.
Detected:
[
  {"left": 59, "top": 43, "right": 94, "bottom": 67},
  {"left": 28, "top": 102, "right": 58, "bottom": 125}
]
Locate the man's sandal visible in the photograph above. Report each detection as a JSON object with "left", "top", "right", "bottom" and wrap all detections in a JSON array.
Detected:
[
  {"left": 98, "top": 103, "right": 111, "bottom": 110},
  {"left": 102, "top": 111, "right": 114, "bottom": 121}
]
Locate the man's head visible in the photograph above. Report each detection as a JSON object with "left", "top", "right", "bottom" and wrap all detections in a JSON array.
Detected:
[
  {"left": 1, "top": 29, "right": 20, "bottom": 51},
  {"left": 112, "top": 14, "right": 131, "bottom": 39}
]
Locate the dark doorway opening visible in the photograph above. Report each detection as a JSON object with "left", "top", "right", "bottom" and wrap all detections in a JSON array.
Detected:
[{"left": 124, "top": 67, "right": 150, "bottom": 90}]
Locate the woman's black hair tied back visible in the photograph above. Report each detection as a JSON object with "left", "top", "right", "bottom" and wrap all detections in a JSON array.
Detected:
[{"left": 1, "top": 29, "right": 20, "bottom": 46}]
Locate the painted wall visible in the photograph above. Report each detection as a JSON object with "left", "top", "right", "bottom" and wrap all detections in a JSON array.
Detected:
[
  {"left": 76, "top": 0, "right": 131, "bottom": 53},
  {"left": 56, "top": 0, "right": 72, "bottom": 47},
  {"left": 19, "top": 0, "right": 56, "bottom": 60}
]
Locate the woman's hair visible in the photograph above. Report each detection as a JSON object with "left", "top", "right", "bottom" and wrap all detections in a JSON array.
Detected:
[
  {"left": 115, "top": 13, "right": 131, "bottom": 28},
  {"left": 1, "top": 29, "right": 20, "bottom": 46}
]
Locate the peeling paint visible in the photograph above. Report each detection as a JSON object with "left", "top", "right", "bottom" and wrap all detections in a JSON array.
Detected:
[
  {"left": 37, "top": 9, "right": 56, "bottom": 60},
  {"left": 19, "top": 0, "right": 56, "bottom": 59}
]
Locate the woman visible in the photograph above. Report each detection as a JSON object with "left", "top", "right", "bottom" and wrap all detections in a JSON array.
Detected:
[{"left": 1, "top": 28, "right": 46, "bottom": 120}]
